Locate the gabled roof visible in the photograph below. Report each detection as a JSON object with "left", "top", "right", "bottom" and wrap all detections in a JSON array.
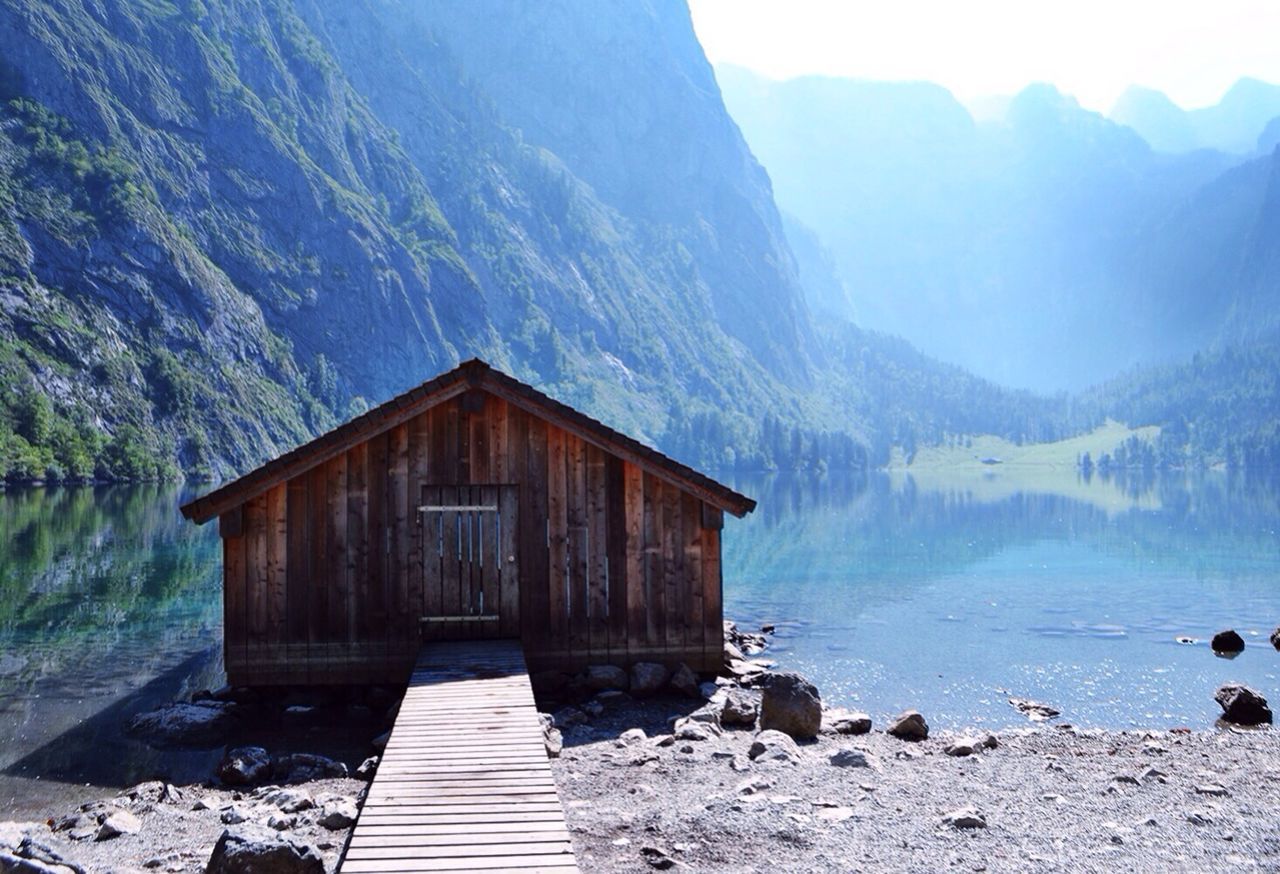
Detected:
[{"left": 180, "top": 359, "right": 756, "bottom": 524}]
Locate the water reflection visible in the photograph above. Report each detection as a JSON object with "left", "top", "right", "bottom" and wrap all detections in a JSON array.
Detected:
[
  {"left": 0, "top": 485, "right": 223, "bottom": 814},
  {"left": 723, "top": 470, "right": 1280, "bottom": 729}
]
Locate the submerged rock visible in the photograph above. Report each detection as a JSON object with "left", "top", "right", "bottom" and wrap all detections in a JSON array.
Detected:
[
  {"left": 126, "top": 701, "right": 236, "bottom": 748},
  {"left": 1214, "top": 683, "right": 1273, "bottom": 725},
  {"left": 1270, "top": 627, "right": 1280, "bottom": 651},
  {"left": 758, "top": 672, "right": 822, "bottom": 740},
  {"left": 1008, "top": 697, "right": 1061, "bottom": 721},
  {"left": 1211, "top": 629, "right": 1246, "bottom": 655}
]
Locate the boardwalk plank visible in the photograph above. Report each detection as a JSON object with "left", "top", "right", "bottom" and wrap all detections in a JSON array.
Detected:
[{"left": 339, "top": 640, "right": 577, "bottom": 873}]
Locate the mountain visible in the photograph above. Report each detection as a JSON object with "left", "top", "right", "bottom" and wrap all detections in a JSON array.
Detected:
[
  {"left": 1111, "top": 78, "right": 1280, "bottom": 155},
  {"left": 717, "top": 66, "right": 1242, "bottom": 390},
  {"left": 0, "top": 0, "right": 826, "bottom": 481}
]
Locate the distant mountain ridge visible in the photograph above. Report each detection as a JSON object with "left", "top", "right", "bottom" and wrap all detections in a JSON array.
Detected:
[
  {"left": 1110, "top": 78, "right": 1280, "bottom": 155},
  {"left": 717, "top": 65, "right": 1272, "bottom": 390}
]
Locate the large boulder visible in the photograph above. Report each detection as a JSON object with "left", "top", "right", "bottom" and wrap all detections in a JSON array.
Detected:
[
  {"left": 758, "top": 672, "right": 821, "bottom": 740},
  {"left": 126, "top": 701, "right": 236, "bottom": 748},
  {"left": 204, "top": 825, "right": 324, "bottom": 874},
  {"left": 216, "top": 748, "right": 273, "bottom": 787},
  {"left": 584, "top": 665, "right": 629, "bottom": 692},
  {"left": 629, "top": 663, "right": 668, "bottom": 696},
  {"left": 1214, "top": 684, "right": 1273, "bottom": 726},
  {"left": 887, "top": 710, "right": 929, "bottom": 741},
  {"left": 1211, "top": 630, "right": 1246, "bottom": 655}
]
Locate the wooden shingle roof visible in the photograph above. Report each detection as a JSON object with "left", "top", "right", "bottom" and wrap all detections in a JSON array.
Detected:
[{"left": 180, "top": 359, "right": 756, "bottom": 524}]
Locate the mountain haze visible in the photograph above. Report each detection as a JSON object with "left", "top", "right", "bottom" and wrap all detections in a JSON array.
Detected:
[{"left": 717, "top": 65, "right": 1272, "bottom": 390}]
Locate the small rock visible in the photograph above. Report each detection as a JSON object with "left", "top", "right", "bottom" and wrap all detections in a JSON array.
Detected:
[
  {"left": 582, "top": 700, "right": 605, "bottom": 718},
  {"left": 266, "top": 812, "right": 296, "bottom": 832},
  {"left": 816, "top": 806, "right": 854, "bottom": 823},
  {"left": 1140, "top": 767, "right": 1167, "bottom": 783},
  {"left": 652, "top": 734, "right": 675, "bottom": 748},
  {"left": 217, "top": 747, "right": 273, "bottom": 787},
  {"left": 1211, "top": 629, "right": 1245, "bottom": 654},
  {"left": 758, "top": 672, "right": 822, "bottom": 740},
  {"left": 736, "top": 776, "right": 772, "bottom": 795},
  {"left": 729, "top": 754, "right": 751, "bottom": 772},
  {"left": 274, "top": 753, "right": 347, "bottom": 783},
  {"left": 723, "top": 641, "right": 746, "bottom": 664},
  {"left": 257, "top": 788, "right": 312, "bottom": 814},
  {"left": 1186, "top": 810, "right": 1214, "bottom": 826},
  {"left": 669, "top": 664, "right": 700, "bottom": 698},
  {"left": 355, "top": 756, "right": 379, "bottom": 780},
  {"left": 95, "top": 810, "right": 141, "bottom": 841},
  {"left": 720, "top": 688, "right": 760, "bottom": 728},
  {"left": 1270, "top": 627, "right": 1280, "bottom": 651},
  {"left": 640, "top": 846, "right": 674, "bottom": 870},
  {"left": 585, "top": 665, "right": 629, "bottom": 692},
  {"left": 824, "top": 709, "right": 872, "bottom": 735},
  {"left": 944, "top": 737, "right": 982, "bottom": 757},
  {"left": 192, "top": 796, "right": 220, "bottom": 812},
  {"left": 1008, "top": 697, "right": 1060, "bottom": 721},
  {"left": 674, "top": 721, "right": 719, "bottom": 742},
  {"left": 829, "top": 749, "right": 874, "bottom": 768},
  {"left": 1195, "top": 784, "right": 1230, "bottom": 797},
  {"left": 1214, "top": 683, "right": 1273, "bottom": 725},
  {"left": 887, "top": 710, "right": 928, "bottom": 741},
  {"left": 317, "top": 799, "right": 358, "bottom": 831},
  {"left": 747, "top": 729, "right": 801, "bottom": 765},
  {"left": 204, "top": 825, "right": 325, "bottom": 874},
  {"left": 616, "top": 728, "right": 647, "bottom": 747},
  {"left": 543, "top": 727, "right": 563, "bottom": 758},
  {"left": 942, "top": 807, "right": 987, "bottom": 829},
  {"left": 220, "top": 805, "right": 253, "bottom": 826},
  {"left": 1111, "top": 775, "right": 1140, "bottom": 786}
]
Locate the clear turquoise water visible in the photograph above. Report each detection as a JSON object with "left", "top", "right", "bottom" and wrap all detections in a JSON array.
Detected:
[
  {"left": 1, "top": 473, "right": 1276, "bottom": 812},
  {"left": 723, "top": 472, "right": 1280, "bottom": 729}
]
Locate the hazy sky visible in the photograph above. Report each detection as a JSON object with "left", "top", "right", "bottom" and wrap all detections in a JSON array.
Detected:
[{"left": 688, "top": 0, "right": 1280, "bottom": 113}]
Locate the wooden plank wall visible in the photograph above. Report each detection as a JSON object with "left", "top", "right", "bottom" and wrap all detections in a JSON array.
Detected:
[{"left": 220, "top": 393, "right": 725, "bottom": 686}]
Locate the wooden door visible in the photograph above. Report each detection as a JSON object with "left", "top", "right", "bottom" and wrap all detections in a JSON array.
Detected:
[{"left": 419, "top": 484, "right": 519, "bottom": 639}]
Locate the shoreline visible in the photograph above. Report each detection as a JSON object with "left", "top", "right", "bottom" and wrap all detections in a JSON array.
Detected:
[{"left": 3, "top": 622, "right": 1277, "bottom": 873}]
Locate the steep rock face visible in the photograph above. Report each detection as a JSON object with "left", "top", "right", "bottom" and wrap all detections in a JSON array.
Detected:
[{"left": 401, "top": 0, "right": 816, "bottom": 383}]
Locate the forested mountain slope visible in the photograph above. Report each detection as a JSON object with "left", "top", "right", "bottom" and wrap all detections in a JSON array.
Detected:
[{"left": 0, "top": 0, "right": 823, "bottom": 480}]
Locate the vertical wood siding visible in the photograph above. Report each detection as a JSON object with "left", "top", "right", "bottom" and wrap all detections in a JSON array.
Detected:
[{"left": 223, "top": 393, "right": 726, "bottom": 685}]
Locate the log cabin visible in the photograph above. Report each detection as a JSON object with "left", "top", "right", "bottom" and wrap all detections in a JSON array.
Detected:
[{"left": 180, "top": 359, "right": 756, "bottom": 686}]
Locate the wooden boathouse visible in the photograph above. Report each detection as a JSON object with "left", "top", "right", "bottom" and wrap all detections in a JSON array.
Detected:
[{"left": 181, "top": 359, "right": 755, "bottom": 686}]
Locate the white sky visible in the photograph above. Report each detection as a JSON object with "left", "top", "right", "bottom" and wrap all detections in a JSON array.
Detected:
[{"left": 688, "top": 0, "right": 1280, "bottom": 113}]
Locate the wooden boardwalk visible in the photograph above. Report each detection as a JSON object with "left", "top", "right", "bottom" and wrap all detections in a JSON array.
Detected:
[{"left": 340, "top": 640, "right": 579, "bottom": 873}]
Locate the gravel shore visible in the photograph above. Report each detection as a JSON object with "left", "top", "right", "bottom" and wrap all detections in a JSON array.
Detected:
[{"left": 553, "top": 703, "right": 1280, "bottom": 872}]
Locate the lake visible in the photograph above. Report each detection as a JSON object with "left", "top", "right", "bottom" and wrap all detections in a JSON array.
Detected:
[
  {"left": 1, "top": 470, "right": 1277, "bottom": 812},
  {"left": 724, "top": 469, "right": 1280, "bottom": 729}
]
